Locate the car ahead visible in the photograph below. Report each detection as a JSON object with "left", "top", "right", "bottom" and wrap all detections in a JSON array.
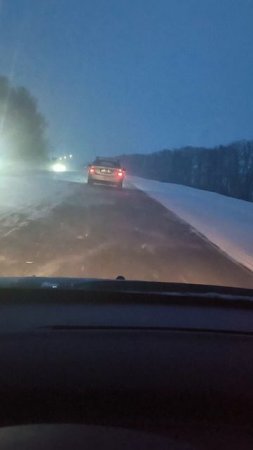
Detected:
[{"left": 87, "top": 157, "right": 125, "bottom": 188}]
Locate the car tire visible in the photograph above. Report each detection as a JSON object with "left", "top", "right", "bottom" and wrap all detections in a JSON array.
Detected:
[
  {"left": 87, "top": 178, "right": 93, "bottom": 185},
  {"left": 117, "top": 181, "right": 123, "bottom": 189}
]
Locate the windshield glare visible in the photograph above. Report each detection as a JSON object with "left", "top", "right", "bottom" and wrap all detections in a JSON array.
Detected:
[{"left": 0, "top": 0, "right": 253, "bottom": 289}]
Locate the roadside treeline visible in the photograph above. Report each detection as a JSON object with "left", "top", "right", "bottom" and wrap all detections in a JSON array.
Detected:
[
  {"left": 0, "top": 75, "right": 48, "bottom": 165},
  {"left": 121, "top": 141, "right": 253, "bottom": 201}
]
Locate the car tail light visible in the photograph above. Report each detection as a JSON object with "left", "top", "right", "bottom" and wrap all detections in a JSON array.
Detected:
[
  {"left": 89, "top": 166, "right": 95, "bottom": 174},
  {"left": 117, "top": 170, "right": 123, "bottom": 177}
]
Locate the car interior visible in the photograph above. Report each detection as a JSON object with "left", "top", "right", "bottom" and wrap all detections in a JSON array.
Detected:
[{"left": 0, "top": 278, "right": 253, "bottom": 449}]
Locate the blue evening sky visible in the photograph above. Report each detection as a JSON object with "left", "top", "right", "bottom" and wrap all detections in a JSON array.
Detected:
[{"left": 0, "top": 0, "right": 252, "bottom": 161}]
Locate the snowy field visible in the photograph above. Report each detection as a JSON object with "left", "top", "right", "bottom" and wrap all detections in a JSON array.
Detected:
[{"left": 130, "top": 176, "right": 253, "bottom": 272}]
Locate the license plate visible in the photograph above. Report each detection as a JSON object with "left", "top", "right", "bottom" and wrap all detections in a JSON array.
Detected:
[{"left": 100, "top": 168, "right": 112, "bottom": 174}]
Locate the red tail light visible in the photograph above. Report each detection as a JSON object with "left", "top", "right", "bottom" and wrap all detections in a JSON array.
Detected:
[
  {"left": 89, "top": 166, "right": 95, "bottom": 174},
  {"left": 117, "top": 170, "right": 123, "bottom": 177}
]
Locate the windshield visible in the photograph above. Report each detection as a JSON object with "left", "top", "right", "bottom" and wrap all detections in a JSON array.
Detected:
[{"left": 0, "top": 0, "right": 253, "bottom": 289}]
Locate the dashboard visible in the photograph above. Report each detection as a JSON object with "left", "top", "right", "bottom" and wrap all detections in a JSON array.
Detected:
[{"left": 0, "top": 278, "right": 253, "bottom": 449}]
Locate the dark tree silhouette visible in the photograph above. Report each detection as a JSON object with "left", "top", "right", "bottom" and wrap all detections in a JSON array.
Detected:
[
  {"left": 120, "top": 140, "right": 253, "bottom": 202},
  {"left": 0, "top": 75, "right": 48, "bottom": 164}
]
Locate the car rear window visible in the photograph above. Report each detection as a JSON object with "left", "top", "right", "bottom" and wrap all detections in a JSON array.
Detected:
[{"left": 93, "top": 159, "right": 121, "bottom": 168}]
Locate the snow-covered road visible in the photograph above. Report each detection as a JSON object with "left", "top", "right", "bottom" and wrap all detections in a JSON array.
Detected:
[
  {"left": 0, "top": 172, "right": 80, "bottom": 235},
  {"left": 0, "top": 171, "right": 252, "bottom": 287}
]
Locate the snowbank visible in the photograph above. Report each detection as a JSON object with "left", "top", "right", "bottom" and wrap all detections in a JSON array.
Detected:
[{"left": 130, "top": 176, "right": 253, "bottom": 271}]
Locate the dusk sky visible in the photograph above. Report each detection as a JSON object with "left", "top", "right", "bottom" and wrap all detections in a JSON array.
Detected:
[{"left": 0, "top": 0, "right": 252, "bottom": 161}]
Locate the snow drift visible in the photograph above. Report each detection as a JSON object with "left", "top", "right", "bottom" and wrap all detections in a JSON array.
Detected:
[{"left": 130, "top": 176, "right": 253, "bottom": 272}]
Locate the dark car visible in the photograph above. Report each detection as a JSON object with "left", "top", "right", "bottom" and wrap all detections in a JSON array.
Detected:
[{"left": 87, "top": 157, "right": 125, "bottom": 188}]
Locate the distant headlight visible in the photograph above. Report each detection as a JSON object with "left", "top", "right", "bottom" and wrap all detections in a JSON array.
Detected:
[{"left": 52, "top": 162, "right": 66, "bottom": 172}]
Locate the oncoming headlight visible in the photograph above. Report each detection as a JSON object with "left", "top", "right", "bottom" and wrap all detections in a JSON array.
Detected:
[{"left": 52, "top": 162, "right": 66, "bottom": 172}]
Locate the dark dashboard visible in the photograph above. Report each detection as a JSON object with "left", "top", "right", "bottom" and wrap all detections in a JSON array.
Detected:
[{"left": 0, "top": 278, "right": 253, "bottom": 449}]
